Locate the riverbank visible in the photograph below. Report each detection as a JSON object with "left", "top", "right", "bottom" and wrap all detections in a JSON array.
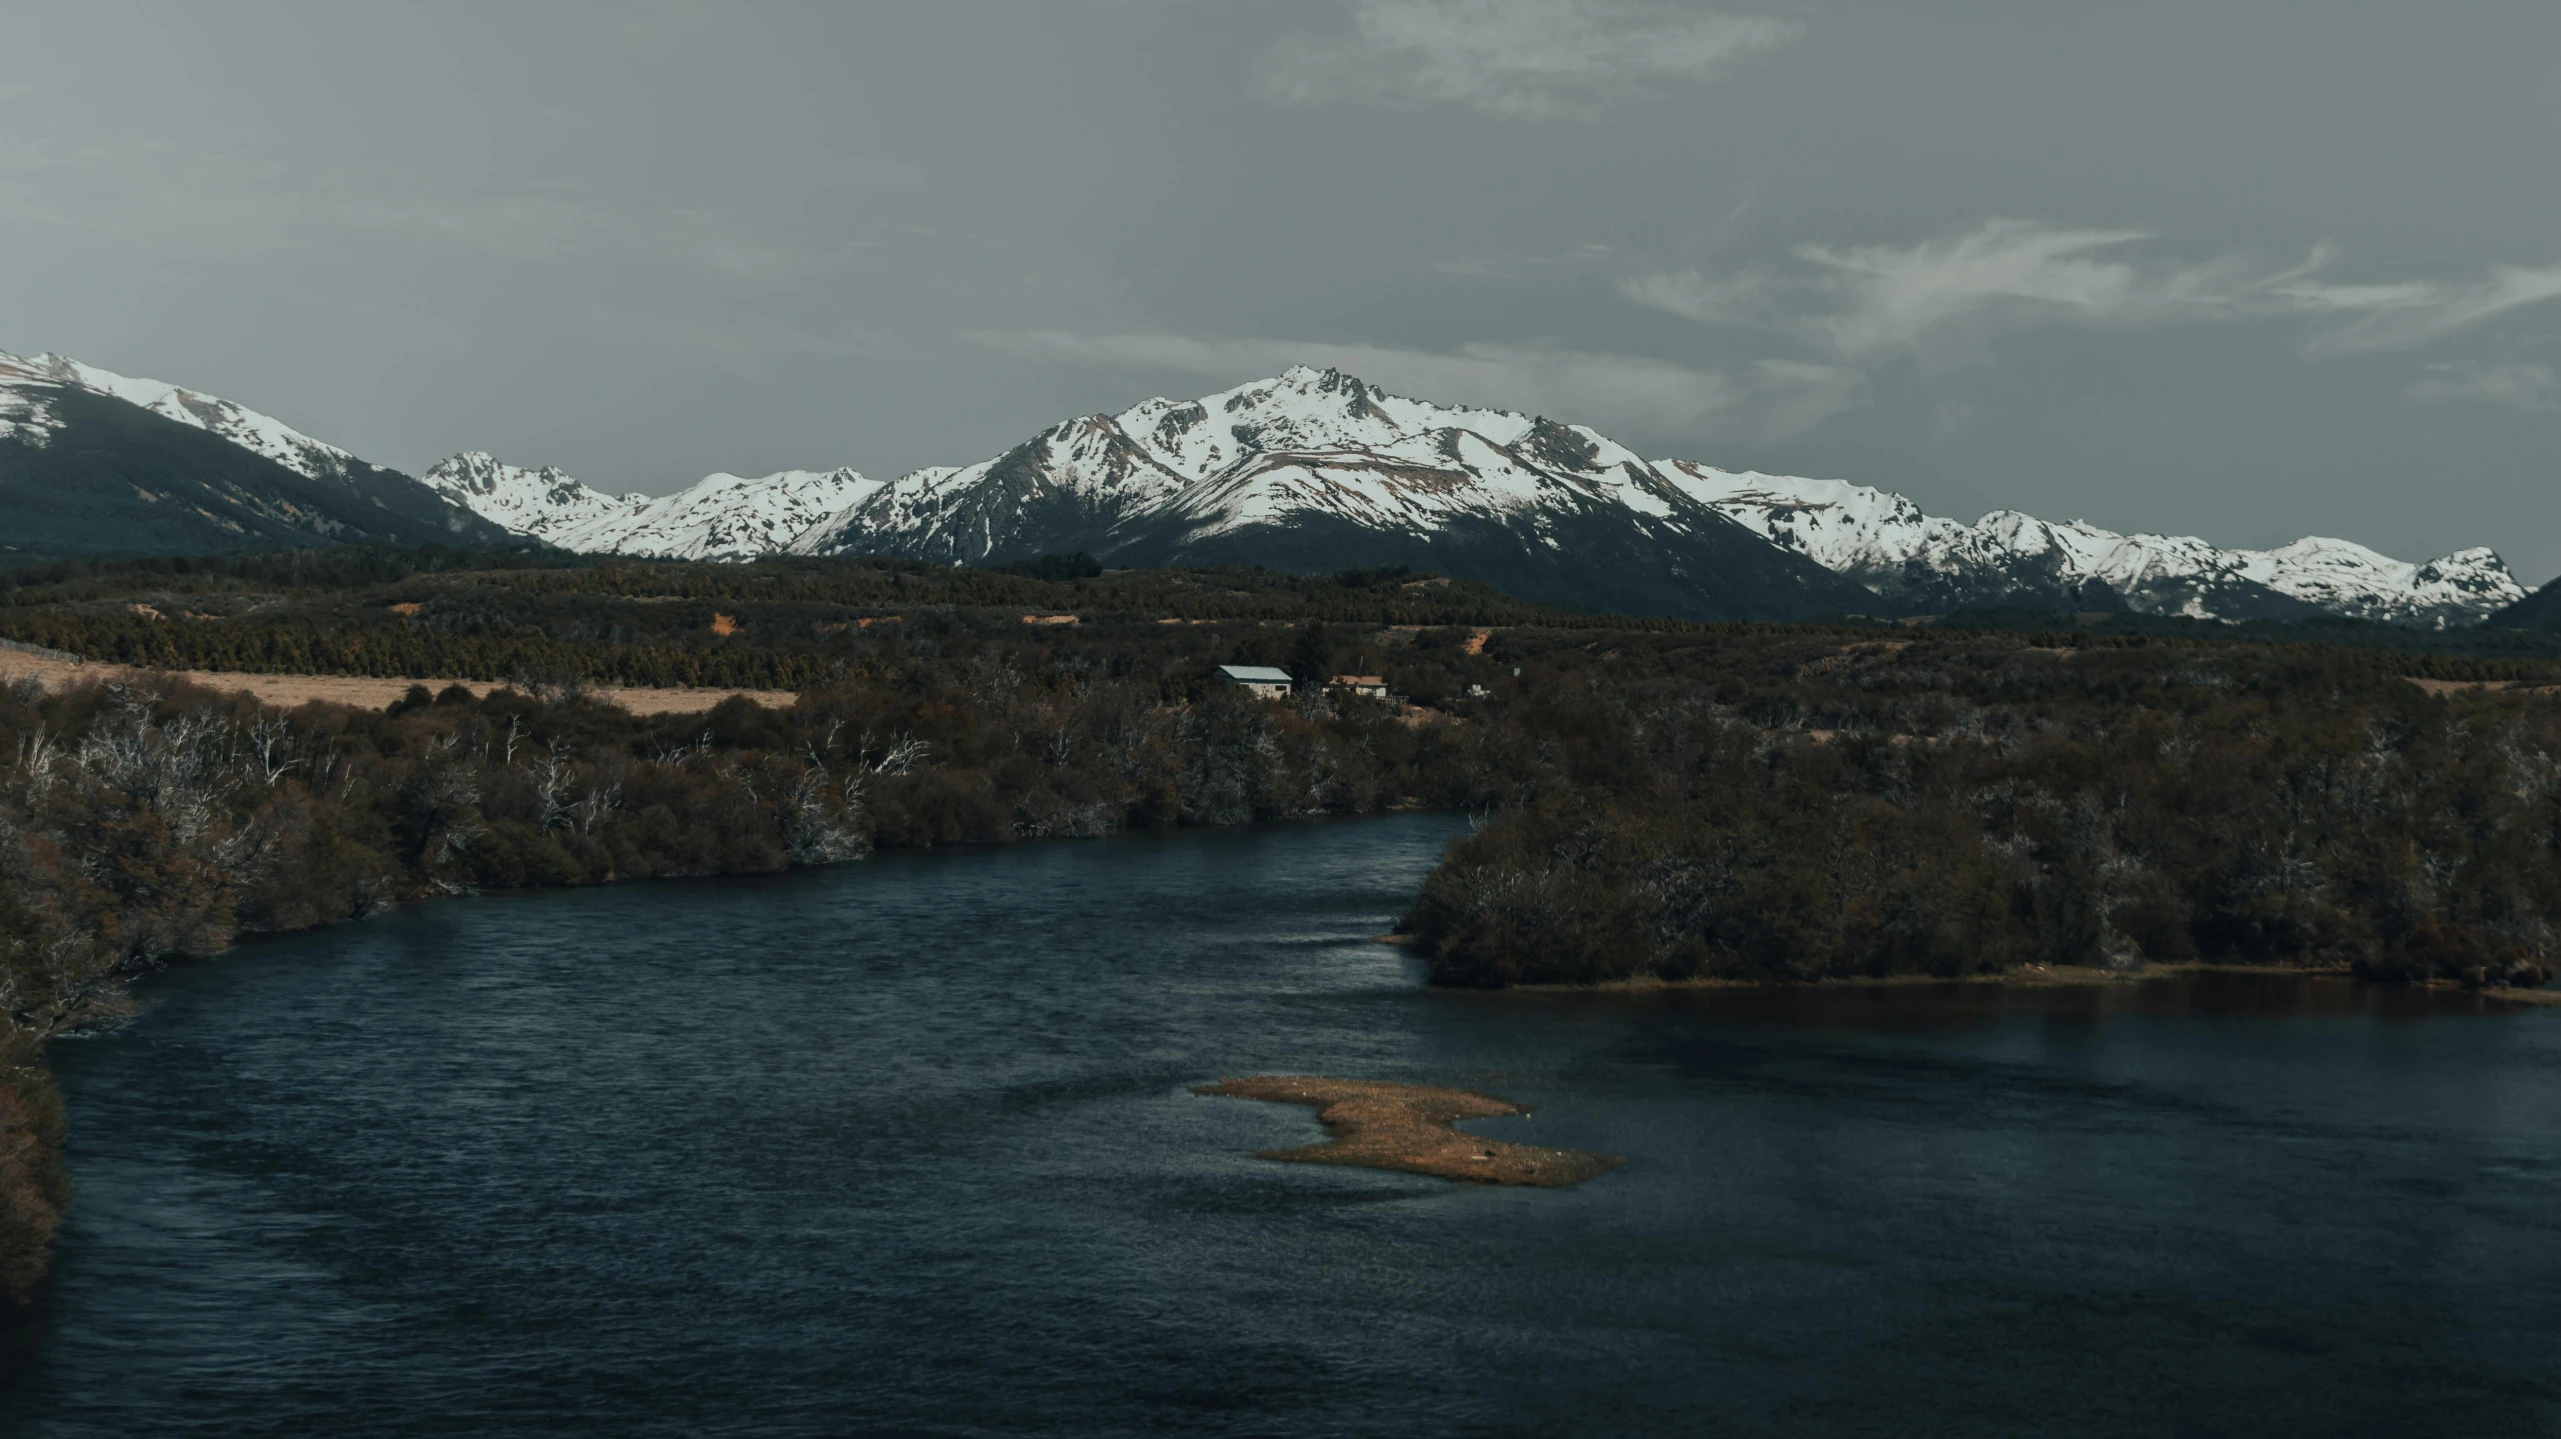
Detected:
[
  {"left": 1370, "top": 940, "right": 2561, "bottom": 1007},
  {"left": 1506, "top": 960, "right": 2349, "bottom": 994},
  {"left": 1537, "top": 962, "right": 2561, "bottom": 1007}
]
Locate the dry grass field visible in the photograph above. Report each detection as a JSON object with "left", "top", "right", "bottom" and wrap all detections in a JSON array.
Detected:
[{"left": 0, "top": 653, "right": 798, "bottom": 715}]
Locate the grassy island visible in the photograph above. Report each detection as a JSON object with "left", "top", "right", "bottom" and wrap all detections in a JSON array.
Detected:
[{"left": 1194, "top": 1077, "right": 1622, "bottom": 1186}]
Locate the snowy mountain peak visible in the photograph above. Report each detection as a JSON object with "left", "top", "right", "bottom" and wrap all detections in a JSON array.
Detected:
[
  {"left": 420, "top": 452, "right": 649, "bottom": 544},
  {"left": 791, "top": 367, "right": 1694, "bottom": 566}
]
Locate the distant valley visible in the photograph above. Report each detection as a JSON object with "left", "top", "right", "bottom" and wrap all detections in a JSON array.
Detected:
[{"left": 2, "top": 347, "right": 2540, "bottom": 627}]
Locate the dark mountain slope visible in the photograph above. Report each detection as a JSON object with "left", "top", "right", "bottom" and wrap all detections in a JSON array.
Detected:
[
  {"left": 2485, "top": 576, "right": 2561, "bottom": 630},
  {"left": 0, "top": 386, "right": 514, "bottom": 562}
]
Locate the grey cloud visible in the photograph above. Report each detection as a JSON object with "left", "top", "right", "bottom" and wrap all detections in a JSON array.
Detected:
[
  {"left": 2406, "top": 361, "right": 2561, "bottom": 411},
  {"left": 1265, "top": 0, "right": 1795, "bottom": 121},
  {"left": 962, "top": 330, "right": 1863, "bottom": 441}
]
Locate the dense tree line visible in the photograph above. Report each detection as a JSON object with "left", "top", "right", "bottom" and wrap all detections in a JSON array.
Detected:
[
  {"left": 1410, "top": 640, "right": 2561, "bottom": 993},
  {"left": 0, "top": 551, "right": 1731, "bottom": 691}
]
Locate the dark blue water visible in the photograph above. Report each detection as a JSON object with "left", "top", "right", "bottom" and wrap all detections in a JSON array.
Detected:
[{"left": 6, "top": 814, "right": 2560, "bottom": 1437}]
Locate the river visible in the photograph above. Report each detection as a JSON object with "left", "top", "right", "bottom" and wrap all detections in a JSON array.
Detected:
[{"left": 5, "top": 814, "right": 2559, "bottom": 1436}]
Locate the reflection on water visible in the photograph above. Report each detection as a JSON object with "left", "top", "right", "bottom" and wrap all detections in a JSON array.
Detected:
[{"left": 5, "top": 815, "right": 2560, "bottom": 1438}]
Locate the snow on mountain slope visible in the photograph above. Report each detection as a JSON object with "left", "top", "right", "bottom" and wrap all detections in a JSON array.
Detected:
[
  {"left": 428, "top": 454, "right": 880, "bottom": 561},
  {"left": 421, "top": 452, "right": 649, "bottom": 543},
  {"left": 2240, "top": 538, "right": 2523, "bottom": 622},
  {"left": 582, "top": 468, "right": 881, "bottom": 561},
  {"left": 793, "top": 366, "right": 1698, "bottom": 560},
  {"left": 1147, "top": 372, "right": 1686, "bottom": 542},
  {"left": 1660, "top": 462, "right": 2526, "bottom": 627},
  {"left": 7, "top": 351, "right": 373, "bottom": 482},
  {"left": 0, "top": 354, "right": 66, "bottom": 446},
  {"left": 791, "top": 366, "right": 1874, "bottom": 622}
]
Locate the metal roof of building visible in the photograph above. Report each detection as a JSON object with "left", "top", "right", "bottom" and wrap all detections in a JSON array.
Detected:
[{"left": 1217, "top": 665, "right": 1294, "bottom": 683}]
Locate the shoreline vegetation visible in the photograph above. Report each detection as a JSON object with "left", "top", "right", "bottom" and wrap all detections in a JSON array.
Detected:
[
  {"left": 1504, "top": 962, "right": 2561, "bottom": 1006},
  {"left": 9, "top": 548, "right": 2561, "bottom": 1303},
  {"left": 1193, "top": 1077, "right": 1624, "bottom": 1186},
  {"left": 1372, "top": 936, "right": 2549, "bottom": 994}
]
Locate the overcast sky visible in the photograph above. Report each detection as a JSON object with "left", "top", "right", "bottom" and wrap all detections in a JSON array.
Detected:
[{"left": 6, "top": 1, "right": 2558, "bottom": 577}]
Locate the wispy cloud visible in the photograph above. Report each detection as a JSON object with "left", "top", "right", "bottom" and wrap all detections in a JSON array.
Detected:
[
  {"left": 1267, "top": 0, "right": 1796, "bottom": 121},
  {"left": 1625, "top": 220, "right": 2323, "bottom": 356},
  {"left": 2286, "top": 267, "right": 2561, "bottom": 355},
  {"left": 2405, "top": 361, "right": 2561, "bottom": 411},
  {"left": 1624, "top": 219, "right": 2561, "bottom": 359},
  {"left": 961, "top": 329, "right": 1864, "bottom": 441}
]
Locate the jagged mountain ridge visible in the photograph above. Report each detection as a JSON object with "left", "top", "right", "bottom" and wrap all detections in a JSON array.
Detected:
[
  {"left": 787, "top": 366, "right": 1874, "bottom": 622},
  {"left": 421, "top": 454, "right": 878, "bottom": 563},
  {"left": 1665, "top": 465, "right": 2526, "bottom": 628},
  {"left": 0, "top": 349, "right": 512, "bottom": 561},
  {"left": 418, "top": 452, "right": 651, "bottom": 544}
]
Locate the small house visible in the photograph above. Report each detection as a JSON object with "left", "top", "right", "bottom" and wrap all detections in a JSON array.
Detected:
[
  {"left": 1329, "top": 674, "right": 1389, "bottom": 698},
  {"left": 1217, "top": 664, "right": 1293, "bottom": 699}
]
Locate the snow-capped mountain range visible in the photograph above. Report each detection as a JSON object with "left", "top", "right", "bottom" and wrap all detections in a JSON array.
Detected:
[
  {"left": 1664, "top": 465, "right": 2525, "bottom": 627},
  {"left": 3, "top": 345, "right": 2534, "bottom": 626},
  {"left": 769, "top": 366, "right": 2523, "bottom": 626},
  {"left": 418, "top": 454, "right": 877, "bottom": 563}
]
